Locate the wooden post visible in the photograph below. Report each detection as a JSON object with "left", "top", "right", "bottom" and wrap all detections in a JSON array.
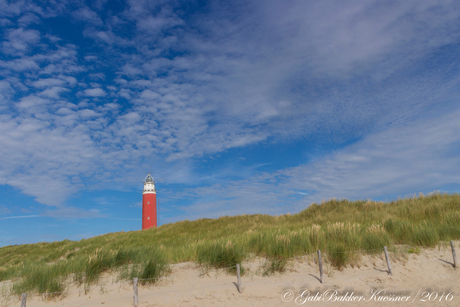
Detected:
[
  {"left": 133, "top": 277, "right": 138, "bottom": 307},
  {"left": 236, "top": 264, "right": 242, "bottom": 293},
  {"left": 317, "top": 250, "right": 323, "bottom": 284},
  {"left": 384, "top": 246, "right": 392, "bottom": 276},
  {"left": 21, "top": 293, "right": 27, "bottom": 307},
  {"left": 451, "top": 241, "right": 457, "bottom": 268}
]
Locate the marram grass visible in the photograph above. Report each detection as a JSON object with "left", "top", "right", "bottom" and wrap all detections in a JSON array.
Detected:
[
  {"left": 1, "top": 192, "right": 460, "bottom": 297},
  {"left": 197, "top": 240, "right": 246, "bottom": 274}
]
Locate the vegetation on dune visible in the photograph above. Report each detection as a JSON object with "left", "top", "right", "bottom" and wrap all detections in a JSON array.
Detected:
[
  {"left": 197, "top": 240, "right": 246, "bottom": 274},
  {"left": 1, "top": 192, "right": 460, "bottom": 297}
]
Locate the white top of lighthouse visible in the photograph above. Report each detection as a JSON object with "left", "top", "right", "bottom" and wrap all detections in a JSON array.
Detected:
[{"left": 143, "top": 173, "right": 156, "bottom": 194}]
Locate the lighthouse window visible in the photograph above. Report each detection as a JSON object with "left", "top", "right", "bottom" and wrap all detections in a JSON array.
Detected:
[
  {"left": 147, "top": 201, "right": 150, "bottom": 204},
  {"left": 148, "top": 217, "right": 150, "bottom": 220}
]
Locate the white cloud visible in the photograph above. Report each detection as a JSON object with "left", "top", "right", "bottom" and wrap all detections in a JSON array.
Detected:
[
  {"left": 120, "top": 64, "right": 143, "bottom": 77},
  {"left": 79, "top": 109, "right": 99, "bottom": 117},
  {"left": 0, "top": 80, "right": 14, "bottom": 102},
  {"left": 139, "top": 89, "right": 159, "bottom": 99},
  {"left": 17, "top": 13, "right": 40, "bottom": 26},
  {"left": 45, "top": 34, "right": 61, "bottom": 43},
  {"left": 32, "top": 78, "right": 67, "bottom": 88},
  {"left": 92, "top": 0, "right": 108, "bottom": 11},
  {"left": 72, "top": 7, "right": 103, "bottom": 25},
  {"left": 2, "top": 28, "right": 40, "bottom": 54},
  {"left": 38, "top": 86, "right": 69, "bottom": 98},
  {"left": 83, "top": 88, "right": 107, "bottom": 97},
  {"left": 84, "top": 55, "right": 97, "bottom": 61},
  {"left": 16, "top": 95, "right": 51, "bottom": 110},
  {"left": 83, "top": 28, "right": 133, "bottom": 46},
  {"left": 1, "top": 0, "right": 460, "bottom": 216},
  {"left": 0, "top": 215, "right": 39, "bottom": 220},
  {"left": 163, "top": 108, "right": 460, "bottom": 222},
  {"left": 0, "top": 57, "right": 40, "bottom": 71},
  {"left": 295, "top": 112, "right": 460, "bottom": 198},
  {"left": 89, "top": 73, "right": 105, "bottom": 80},
  {"left": 136, "top": 15, "right": 183, "bottom": 32}
]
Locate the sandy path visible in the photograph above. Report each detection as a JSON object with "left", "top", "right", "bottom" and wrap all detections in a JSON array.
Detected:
[{"left": 2, "top": 243, "right": 459, "bottom": 307}]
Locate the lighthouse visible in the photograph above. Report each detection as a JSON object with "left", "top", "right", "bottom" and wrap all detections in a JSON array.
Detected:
[{"left": 142, "top": 173, "right": 157, "bottom": 229}]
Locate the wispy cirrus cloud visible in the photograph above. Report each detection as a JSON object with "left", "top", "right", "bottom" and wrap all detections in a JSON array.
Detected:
[
  {"left": 0, "top": 215, "right": 39, "bottom": 220},
  {"left": 163, "top": 107, "right": 460, "bottom": 222}
]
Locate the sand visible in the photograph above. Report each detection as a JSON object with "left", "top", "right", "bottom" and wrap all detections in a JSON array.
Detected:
[{"left": 2, "top": 242, "right": 459, "bottom": 307}]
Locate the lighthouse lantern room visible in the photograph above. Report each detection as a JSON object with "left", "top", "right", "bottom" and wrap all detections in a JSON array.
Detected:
[{"left": 142, "top": 173, "right": 157, "bottom": 229}]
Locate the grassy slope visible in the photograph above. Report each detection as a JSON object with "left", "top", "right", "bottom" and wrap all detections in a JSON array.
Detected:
[{"left": 1, "top": 193, "right": 459, "bottom": 295}]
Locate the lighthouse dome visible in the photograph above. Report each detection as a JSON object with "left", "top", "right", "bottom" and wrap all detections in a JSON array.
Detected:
[
  {"left": 143, "top": 173, "right": 156, "bottom": 194},
  {"left": 145, "top": 173, "right": 154, "bottom": 183}
]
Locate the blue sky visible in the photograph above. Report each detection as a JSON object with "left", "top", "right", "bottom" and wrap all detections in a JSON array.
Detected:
[{"left": 1, "top": 0, "right": 460, "bottom": 247}]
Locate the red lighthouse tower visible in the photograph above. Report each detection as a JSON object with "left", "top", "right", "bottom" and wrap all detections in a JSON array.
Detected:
[{"left": 142, "top": 173, "right": 157, "bottom": 229}]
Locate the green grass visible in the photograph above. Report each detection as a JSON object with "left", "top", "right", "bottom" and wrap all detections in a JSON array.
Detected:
[
  {"left": 11, "top": 264, "right": 67, "bottom": 298},
  {"left": 327, "top": 242, "right": 350, "bottom": 270},
  {"left": 1, "top": 192, "right": 460, "bottom": 297},
  {"left": 197, "top": 241, "right": 246, "bottom": 274}
]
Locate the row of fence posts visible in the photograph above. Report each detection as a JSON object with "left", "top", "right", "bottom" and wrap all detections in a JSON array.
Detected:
[{"left": 17, "top": 242, "right": 458, "bottom": 307}]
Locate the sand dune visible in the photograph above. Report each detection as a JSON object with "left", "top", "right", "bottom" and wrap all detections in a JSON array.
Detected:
[{"left": 2, "top": 243, "right": 459, "bottom": 307}]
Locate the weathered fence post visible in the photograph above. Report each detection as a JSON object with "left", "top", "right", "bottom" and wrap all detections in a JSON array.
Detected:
[
  {"left": 451, "top": 241, "right": 457, "bottom": 268},
  {"left": 21, "top": 293, "right": 27, "bottom": 307},
  {"left": 317, "top": 250, "right": 323, "bottom": 283},
  {"left": 384, "top": 246, "right": 392, "bottom": 276},
  {"left": 236, "top": 264, "right": 242, "bottom": 293},
  {"left": 133, "top": 277, "right": 138, "bottom": 307}
]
